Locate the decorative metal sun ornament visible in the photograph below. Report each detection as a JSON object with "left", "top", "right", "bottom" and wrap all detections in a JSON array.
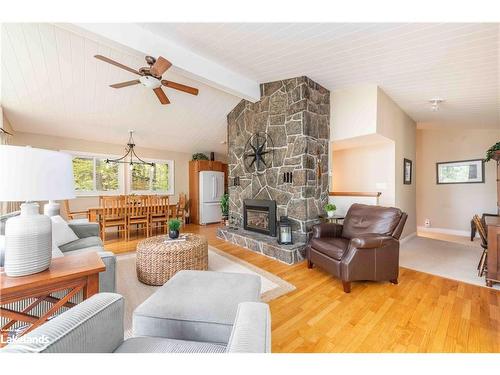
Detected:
[{"left": 243, "top": 132, "right": 275, "bottom": 175}]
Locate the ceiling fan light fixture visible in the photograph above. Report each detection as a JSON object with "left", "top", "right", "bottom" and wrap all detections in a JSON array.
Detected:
[{"left": 139, "top": 76, "right": 161, "bottom": 89}]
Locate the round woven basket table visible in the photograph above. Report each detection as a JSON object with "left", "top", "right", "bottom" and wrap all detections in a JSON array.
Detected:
[{"left": 136, "top": 233, "right": 208, "bottom": 285}]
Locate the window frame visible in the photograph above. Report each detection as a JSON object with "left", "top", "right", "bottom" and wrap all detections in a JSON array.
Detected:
[
  {"left": 63, "top": 150, "right": 125, "bottom": 197},
  {"left": 129, "top": 158, "right": 175, "bottom": 196}
]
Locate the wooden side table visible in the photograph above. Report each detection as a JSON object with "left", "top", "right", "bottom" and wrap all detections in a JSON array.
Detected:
[{"left": 0, "top": 252, "right": 105, "bottom": 345}]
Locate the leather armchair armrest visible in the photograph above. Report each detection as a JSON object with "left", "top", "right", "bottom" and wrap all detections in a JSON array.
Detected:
[
  {"left": 311, "top": 223, "right": 343, "bottom": 239},
  {"left": 349, "top": 234, "right": 395, "bottom": 249}
]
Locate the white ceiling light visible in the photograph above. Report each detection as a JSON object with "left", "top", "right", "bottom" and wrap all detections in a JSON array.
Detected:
[
  {"left": 429, "top": 98, "right": 444, "bottom": 111},
  {"left": 139, "top": 75, "right": 162, "bottom": 89}
]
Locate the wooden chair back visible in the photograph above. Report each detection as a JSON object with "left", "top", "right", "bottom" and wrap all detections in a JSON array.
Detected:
[
  {"left": 127, "top": 195, "right": 149, "bottom": 218},
  {"left": 101, "top": 196, "right": 126, "bottom": 222},
  {"left": 63, "top": 200, "right": 89, "bottom": 221},
  {"left": 176, "top": 193, "right": 187, "bottom": 222},
  {"left": 150, "top": 195, "right": 170, "bottom": 217},
  {"left": 473, "top": 214, "right": 488, "bottom": 246}
]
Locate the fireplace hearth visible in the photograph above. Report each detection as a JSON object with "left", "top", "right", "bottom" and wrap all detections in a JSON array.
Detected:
[{"left": 243, "top": 199, "right": 277, "bottom": 237}]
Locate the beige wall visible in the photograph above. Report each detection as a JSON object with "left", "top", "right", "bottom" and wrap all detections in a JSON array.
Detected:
[
  {"left": 10, "top": 131, "right": 192, "bottom": 212},
  {"left": 377, "top": 88, "right": 417, "bottom": 238},
  {"left": 330, "top": 85, "right": 378, "bottom": 141},
  {"left": 332, "top": 141, "right": 396, "bottom": 207},
  {"left": 416, "top": 128, "right": 499, "bottom": 233},
  {"left": 329, "top": 87, "right": 417, "bottom": 238}
]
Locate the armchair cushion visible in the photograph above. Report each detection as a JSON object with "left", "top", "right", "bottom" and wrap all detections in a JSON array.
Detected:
[
  {"left": 59, "top": 236, "right": 103, "bottom": 253},
  {"left": 310, "top": 237, "right": 349, "bottom": 260},
  {"left": 350, "top": 234, "right": 395, "bottom": 249},
  {"left": 311, "top": 223, "right": 343, "bottom": 239},
  {"left": 341, "top": 204, "right": 403, "bottom": 239}
]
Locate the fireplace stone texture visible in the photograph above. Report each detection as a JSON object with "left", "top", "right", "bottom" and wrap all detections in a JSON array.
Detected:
[{"left": 227, "top": 76, "right": 330, "bottom": 242}]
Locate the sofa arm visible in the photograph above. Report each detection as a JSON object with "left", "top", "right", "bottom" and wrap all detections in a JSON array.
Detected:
[
  {"left": 98, "top": 251, "right": 116, "bottom": 293},
  {"left": 69, "top": 222, "right": 100, "bottom": 238},
  {"left": 0, "top": 293, "right": 124, "bottom": 353},
  {"left": 311, "top": 223, "right": 343, "bottom": 239},
  {"left": 350, "top": 234, "right": 395, "bottom": 249},
  {"left": 226, "top": 302, "right": 271, "bottom": 353}
]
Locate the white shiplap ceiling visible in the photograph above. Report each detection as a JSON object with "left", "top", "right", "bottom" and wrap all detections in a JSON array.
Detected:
[
  {"left": 1, "top": 23, "right": 499, "bottom": 156},
  {"left": 1, "top": 23, "right": 240, "bottom": 154},
  {"left": 141, "top": 22, "right": 500, "bottom": 127}
]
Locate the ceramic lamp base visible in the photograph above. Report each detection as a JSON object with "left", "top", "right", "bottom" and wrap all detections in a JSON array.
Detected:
[
  {"left": 43, "top": 200, "right": 61, "bottom": 217},
  {"left": 4, "top": 202, "right": 52, "bottom": 277}
]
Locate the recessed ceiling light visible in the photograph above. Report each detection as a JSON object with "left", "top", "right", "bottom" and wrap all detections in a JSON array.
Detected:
[
  {"left": 220, "top": 140, "right": 227, "bottom": 144},
  {"left": 428, "top": 98, "right": 444, "bottom": 111}
]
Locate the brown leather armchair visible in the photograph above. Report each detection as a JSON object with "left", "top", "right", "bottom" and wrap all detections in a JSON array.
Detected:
[{"left": 306, "top": 204, "right": 408, "bottom": 293}]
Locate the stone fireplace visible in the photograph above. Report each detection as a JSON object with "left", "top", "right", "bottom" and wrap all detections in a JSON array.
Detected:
[{"left": 217, "top": 76, "right": 330, "bottom": 264}]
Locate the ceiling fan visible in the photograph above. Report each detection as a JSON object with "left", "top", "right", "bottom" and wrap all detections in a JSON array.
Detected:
[{"left": 94, "top": 54, "right": 199, "bottom": 105}]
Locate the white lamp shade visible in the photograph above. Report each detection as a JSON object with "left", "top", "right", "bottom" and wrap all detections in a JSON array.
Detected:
[{"left": 0, "top": 145, "right": 75, "bottom": 202}]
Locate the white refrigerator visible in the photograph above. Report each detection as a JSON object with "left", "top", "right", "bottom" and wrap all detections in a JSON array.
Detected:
[{"left": 199, "top": 171, "right": 225, "bottom": 224}]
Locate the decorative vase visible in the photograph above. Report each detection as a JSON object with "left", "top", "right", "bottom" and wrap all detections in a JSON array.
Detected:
[
  {"left": 327, "top": 211, "right": 335, "bottom": 218},
  {"left": 5, "top": 203, "right": 52, "bottom": 277},
  {"left": 169, "top": 229, "right": 179, "bottom": 239}
]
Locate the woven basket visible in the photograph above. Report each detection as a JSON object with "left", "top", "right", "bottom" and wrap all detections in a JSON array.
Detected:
[{"left": 136, "top": 233, "right": 208, "bottom": 285}]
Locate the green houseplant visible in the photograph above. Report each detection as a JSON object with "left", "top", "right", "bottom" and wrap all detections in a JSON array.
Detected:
[
  {"left": 220, "top": 193, "right": 229, "bottom": 225},
  {"left": 485, "top": 141, "right": 500, "bottom": 162},
  {"left": 324, "top": 203, "right": 337, "bottom": 218},
  {"left": 192, "top": 153, "right": 209, "bottom": 161},
  {"left": 168, "top": 219, "right": 181, "bottom": 239}
]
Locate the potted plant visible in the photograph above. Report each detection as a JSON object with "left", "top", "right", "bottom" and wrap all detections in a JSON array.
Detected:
[
  {"left": 485, "top": 141, "right": 500, "bottom": 162},
  {"left": 192, "top": 153, "right": 209, "bottom": 161},
  {"left": 168, "top": 219, "right": 181, "bottom": 239},
  {"left": 324, "top": 203, "right": 337, "bottom": 218},
  {"left": 220, "top": 193, "right": 229, "bottom": 225}
]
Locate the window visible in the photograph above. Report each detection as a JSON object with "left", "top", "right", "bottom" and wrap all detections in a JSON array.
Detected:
[
  {"left": 130, "top": 160, "right": 174, "bottom": 194},
  {"left": 68, "top": 152, "right": 123, "bottom": 195}
]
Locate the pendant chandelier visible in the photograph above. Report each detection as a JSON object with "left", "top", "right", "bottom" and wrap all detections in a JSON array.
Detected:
[{"left": 105, "top": 130, "right": 154, "bottom": 168}]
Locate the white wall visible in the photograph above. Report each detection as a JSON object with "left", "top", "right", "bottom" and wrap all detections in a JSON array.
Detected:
[
  {"left": 416, "top": 128, "right": 499, "bottom": 233},
  {"left": 10, "top": 130, "right": 192, "bottom": 212}
]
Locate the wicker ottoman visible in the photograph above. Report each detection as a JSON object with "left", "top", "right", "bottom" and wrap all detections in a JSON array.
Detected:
[{"left": 136, "top": 234, "right": 208, "bottom": 285}]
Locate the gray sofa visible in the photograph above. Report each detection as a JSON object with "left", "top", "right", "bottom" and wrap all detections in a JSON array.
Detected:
[
  {"left": 0, "top": 212, "right": 115, "bottom": 293},
  {"left": 0, "top": 292, "right": 271, "bottom": 353}
]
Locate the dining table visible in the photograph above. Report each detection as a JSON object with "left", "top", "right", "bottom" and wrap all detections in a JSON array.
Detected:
[{"left": 87, "top": 203, "right": 178, "bottom": 222}]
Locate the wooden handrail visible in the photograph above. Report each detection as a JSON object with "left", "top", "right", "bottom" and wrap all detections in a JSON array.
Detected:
[{"left": 329, "top": 191, "right": 382, "bottom": 197}]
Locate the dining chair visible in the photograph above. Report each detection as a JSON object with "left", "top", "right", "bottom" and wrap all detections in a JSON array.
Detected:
[
  {"left": 101, "top": 196, "right": 127, "bottom": 242},
  {"left": 149, "top": 195, "right": 170, "bottom": 236},
  {"left": 473, "top": 214, "right": 488, "bottom": 278},
  {"left": 127, "top": 195, "right": 149, "bottom": 240},
  {"left": 63, "top": 200, "right": 89, "bottom": 221},
  {"left": 175, "top": 193, "right": 187, "bottom": 224}
]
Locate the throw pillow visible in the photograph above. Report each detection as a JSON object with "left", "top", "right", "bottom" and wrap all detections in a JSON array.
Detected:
[{"left": 50, "top": 215, "right": 78, "bottom": 248}]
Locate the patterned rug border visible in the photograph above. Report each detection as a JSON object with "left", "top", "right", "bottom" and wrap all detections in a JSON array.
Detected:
[{"left": 115, "top": 245, "right": 296, "bottom": 302}]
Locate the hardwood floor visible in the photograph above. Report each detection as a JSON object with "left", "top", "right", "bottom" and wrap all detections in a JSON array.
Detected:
[{"left": 104, "top": 224, "right": 500, "bottom": 353}]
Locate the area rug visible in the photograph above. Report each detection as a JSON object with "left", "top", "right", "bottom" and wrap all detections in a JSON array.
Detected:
[
  {"left": 115, "top": 245, "right": 295, "bottom": 335},
  {"left": 400, "top": 236, "right": 499, "bottom": 290}
]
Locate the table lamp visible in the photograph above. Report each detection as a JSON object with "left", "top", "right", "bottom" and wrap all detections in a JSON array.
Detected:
[{"left": 0, "top": 145, "right": 75, "bottom": 276}]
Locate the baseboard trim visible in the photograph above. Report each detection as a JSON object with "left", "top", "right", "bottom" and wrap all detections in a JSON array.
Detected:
[
  {"left": 417, "top": 226, "right": 477, "bottom": 238},
  {"left": 400, "top": 232, "right": 417, "bottom": 244}
]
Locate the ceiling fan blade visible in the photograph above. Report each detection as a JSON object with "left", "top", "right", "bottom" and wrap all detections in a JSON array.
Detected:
[
  {"left": 110, "top": 80, "right": 141, "bottom": 89},
  {"left": 150, "top": 56, "right": 172, "bottom": 77},
  {"left": 94, "top": 55, "right": 142, "bottom": 76},
  {"left": 161, "top": 80, "right": 199, "bottom": 95},
  {"left": 153, "top": 87, "right": 170, "bottom": 105}
]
